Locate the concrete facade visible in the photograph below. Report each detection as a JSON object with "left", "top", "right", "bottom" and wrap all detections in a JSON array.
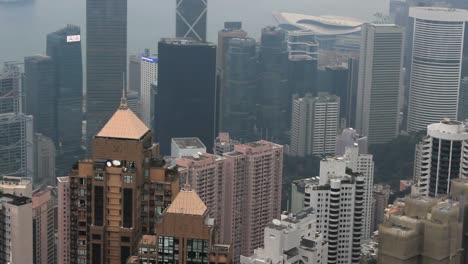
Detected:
[{"left": 32, "top": 187, "right": 56, "bottom": 264}]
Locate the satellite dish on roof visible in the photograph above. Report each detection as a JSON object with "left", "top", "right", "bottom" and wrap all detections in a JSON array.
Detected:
[{"left": 273, "top": 219, "right": 281, "bottom": 226}]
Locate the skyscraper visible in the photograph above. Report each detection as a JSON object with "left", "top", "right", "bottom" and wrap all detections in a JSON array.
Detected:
[
  {"left": 24, "top": 55, "right": 57, "bottom": 141},
  {"left": 217, "top": 22, "right": 247, "bottom": 69},
  {"left": 34, "top": 133, "right": 56, "bottom": 187},
  {"left": 140, "top": 52, "right": 158, "bottom": 127},
  {"left": 176, "top": 0, "right": 208, "bottom": 41},
  {"left": 407, "top": 7, "right": 468, "bottom": 132},
  {"left": 32, "top": 187, "right": 56, "bottom": 264},
  {"left": 86, "top": 0, "right": 127, "bottom": 149},
  {"left": 128, "top": 55, "right": 141, "bottom": 93},
  {"left": 0, "top": 63, "right": 34, "bottom": 178},
  {"left": 291, "top": 158, "right": 364, "bottom": 264},
  {"left": 356, "top": 23, "right": 403, "bottom": 144},
  {"left": 288, "top": 55, "right": 317, "bottom": 96},
  {"left": 57, "top": 176, "right": 70, "bottom": 264},
  {"left": 221, "top": 37, "right": 258, "bottom": 141},
  {"left": 346, "top": 57, "right": 359, "bottom": 128},
  {"left": 154, "top": 38, "right": 216, "bottom": 154},
  {"left": 46, "top": 25, "right": 83, "bottom": 174},
  {"left": 290, "top": 94, "right": 340, "bottom": 157},
  {"left": 458, "top": 77, "right": 468, "bottom": 121},
  {"left": 257, "top": 26, "right": 289, "bottom": 142},
  {"left": 412, "top": 119, "right": 468, "bottom": 197},
  {"left": 319, "top": 65, "right": 349, "bottom": 125}
]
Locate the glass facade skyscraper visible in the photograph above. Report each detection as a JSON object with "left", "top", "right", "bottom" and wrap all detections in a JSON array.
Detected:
[
  {"left": 176, "top": 0, "right": 207, "bottom": 41},
  {"left": 86, "top": 0, "right": 127, "bottom": 150},
  {"left": 154, "top": 39, "right": 216, "bottom": 154}
]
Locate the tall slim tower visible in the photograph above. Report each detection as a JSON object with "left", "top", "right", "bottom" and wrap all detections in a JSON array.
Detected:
[
  {"left": 407, "top": 7, "right": 468, "bottom": 132},
  {"left": 86, "top": 0, "right": 127, "bottom": 149},
  {"left": 356, "top": 23, "right": 403, "bottom": 144},
  {"left": 154, "top": 38, "right": 216, "bottom": 154},
  {"left": 176, "top": 0, "right": 207, "bottom": 41},
  {"left": 140, "top": 53, "right": 158, "bottom": 127},
  {"left": 46, "top": 25, "right": 83, "bottom": 173}
]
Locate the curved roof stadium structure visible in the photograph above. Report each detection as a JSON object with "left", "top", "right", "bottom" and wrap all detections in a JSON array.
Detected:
[{"left": 273, "top": 12, "right": 366, "bottom": 36}]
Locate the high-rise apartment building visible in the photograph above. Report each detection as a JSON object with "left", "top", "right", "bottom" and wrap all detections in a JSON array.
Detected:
[
  {"left": 291, "top": 158, "right": 364, "bottom": 264},
  {"left": 221, "top": 37, "right": 258, "bottom": 141},
  {"left": 290, "top": 94, "right": 339, "bottom": 157},
  {"left": 356, "top": 23, "right": 403, "bottom": 144},
  {"left": 57, "top": 176, "right": 70, "bottom": 264},
  {"left": 86, "top": 0, "right": 127, "bottom": 149},
  {"left": 140, "top": 53, "right": 158, "bottom": 127},
  {"left": 32, "top": 187, "right": 56, "bottom": 264},
  {"left": 240, "top": 208, "right": 328, "bottom": 264},
  {"left": 34, "top": 133, "right": 56, "bottom": 187},
  {"left": 459, "top": 77, "right": 468, "bottom": 121},
  {"left": 176, "top": 0, "right": 208, "bottom": 41},
  {"left": 68, "top": 97, "right": 180, "bottom": 263},
  {"left": 0, "top": 194, "right": 33, "bottom": 264},
  {"left": 0, "top": 63, "right": 34, "bottom": 178},
  {"left": 24, "top": 55, "right": 57, "bottom": 141},
  {"left": 46, "top": 25, "right": 83, "bottom": 174},
  {"left": 155, "top": 38, "right": 216, "bottom": 154},
  {"left": 407, "top": 8, "right": 468, "bottom": 132},
  {"left": 257, "top": 27, "right": 289, "bottom": 142},
  {"left": 412, "top": 119, "right": 468, "bottom": 197},
  {"left": 371, "top": 184, "right": 390, "bottom": 232},
  {"left": 217, "top": 22, "right": 247, "bottom": 69},
  {"left": 379, "top": 196, "right": 463, "bottom": 263},
  {"left": 343, "top": 145, "right": 374, "bottom": 239}
]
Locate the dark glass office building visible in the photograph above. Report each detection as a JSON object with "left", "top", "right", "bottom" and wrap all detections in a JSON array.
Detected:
[
  {"left": 288, "top": 55, "right": 317, "bottom": 96},
  {"left": 221, "top": 37, "right": 258, "bottom": 142},
  {"left": 176, "top": 0, "right": 207, "bottom": 41},
  {"left": 86, "top": 0, "right": 127, "bottom": 148},
  {"left": 46, "top": 25, "right": 83, "bottom": 174},
  {"left": 257, "top": 26, "right": 289, "bottom": 143},
  {"left": 154, "top": 39, "right": 216, "bottom": 154},
  {"left": 24, "top": 56, "right": 57, "bottom": 141}
]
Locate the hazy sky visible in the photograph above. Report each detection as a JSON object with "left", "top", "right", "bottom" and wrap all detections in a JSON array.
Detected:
[{"left": 0, "top": 0, "right": 389, "bottom": 65}]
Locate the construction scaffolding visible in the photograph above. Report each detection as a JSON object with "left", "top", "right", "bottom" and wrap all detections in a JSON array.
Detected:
[{"left": 0, "top": 62, "right": 33, "bottom": 178}]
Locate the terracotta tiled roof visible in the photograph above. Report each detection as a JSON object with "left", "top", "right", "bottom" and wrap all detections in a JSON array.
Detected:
[
  {"left": 166, "top": 190, "right": 207, "bottom": 216},
  {"left": 96, "top": 106, "right": 149, "bottom": 140}
]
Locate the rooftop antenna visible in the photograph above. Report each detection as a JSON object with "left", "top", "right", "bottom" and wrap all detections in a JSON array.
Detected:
[{"left": 119, "top": 72, "right": 128, "bottom": 110}]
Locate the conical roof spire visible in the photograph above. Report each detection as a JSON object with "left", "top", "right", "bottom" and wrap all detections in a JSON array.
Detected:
[{"left": 119, "top": 73, "right": 128, "bottom": 110}]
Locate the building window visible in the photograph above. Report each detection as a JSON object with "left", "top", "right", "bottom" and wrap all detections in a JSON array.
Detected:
[
  {"left": 186, "top": 239, "right": 208, "bottom": 263},
  {"left": 123, "top": 175, "right": 133, "bottom": 184}
]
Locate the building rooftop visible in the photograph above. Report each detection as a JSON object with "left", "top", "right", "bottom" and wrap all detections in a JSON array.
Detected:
[
  {"left": 166, "top": 189, "right": 207, "bottom": 216},
  {"left": 96, "top": 99, "right": 150, "bottom": 140},
  {"left": 172, "top": 137, "right": 206, "bottom": 149},
  {"left": 0, "top": 194, "right": 32, "bottom": 206},
  {"left": 57, "top": 176, "right": 69, "bottom": 183}
]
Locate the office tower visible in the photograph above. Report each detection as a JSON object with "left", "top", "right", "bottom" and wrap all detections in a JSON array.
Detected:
[
  {"left": 86, "top": 0, "right": 127, "bottom": 149},
  {"left": 24, "top": 55, "right": 57, "bottom": 141},
  {"left": 128, "top": 55, "right": 141, "bottom": 93},
  {"left": 257, "top": 27, "right": 289, "bottom": 142},
  {"left": 213, "top": 132, "right": 239, "bottom": 155},
  {"left": 379, "top": 196, "right": 463, "bottom": 263},
  {"left": 126, "top": 90, "right": 140, "bottom": 115},
  {"left": 46, "top": 25, "right": 83, "bottom": 174},
  {"left": 371, "top": 184, "right": 390, "bottom": 232},
  {"left": 221, "top": 37, "right": 258, "bottom": 141},
  {"left": 171, "top": 137, "right": 206, "bottom": 159},
  {"left": 288, "top": 55, "right": 318, "bottom": 96},
  {"left": 356, "top": 23, "right": 403, "bottom": 144},
  {"left": 343, "top": 145, "right": 374, "bottom": 239},
  {"left": 68, "top": 98, "right": 181, "bottom": 263},
  {"left": 57, "top": 176, "right": 70, "bottom": 264},
  {"left": 459, "top": 77, "right": 468, "bottom": 121},
  {"left": 335, "top": 127, "right": 368, "bottom": 156},
  {"left": 389, "top": 0, "right": 410, "bottom": 27},
  {"left": 319, "top": 65, "right": 349, "bottom": 125},
  {"left": 140, "top": 53, "right": 158, "bottom": 127},
  {"left": 32, "top": 187, "right": 56, "bottom": 264},
  {"left": 0, "top": 194, "right": 33, "bottom": 263},
  {"left": 217, "top": 22, "right": 247, "bottom": 69},
  {"left": 347, "top": 58, "right": 359, "bottom": 128},
  {"left": 34, "top": 133, "right": 56, "bottom": 187},
  {"left": 240, "top": 208, "right": 328, "bottom": 264},
  {"left": 155, "top": 39, "right": 216, "bottom": 154},
  {"left": 0, "top": 176, "right": 32, "bottom": 196},
  {"left": 407, "top": 8, "right": 468, "bottom": 132},
  {"left": 176, "top": 0, "right": 207, "bottom": 41},
  {"left": 291, "top": 158, "right": 364, "bottom": 264},
  {"left": 0, "top": 63, "right": 34, "bottom": 178},
  {"left": 290, "top": 94, "right": 340, "bottom": 157},
  {"left": 412, "top": 119, "right": 468, "bottom": 197}
]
